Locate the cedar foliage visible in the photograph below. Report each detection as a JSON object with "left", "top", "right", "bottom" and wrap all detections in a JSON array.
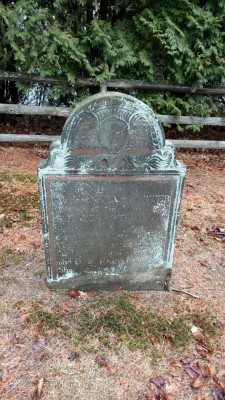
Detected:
[{"left": 0, "top": 0, "right": 224, "bottom": 116}]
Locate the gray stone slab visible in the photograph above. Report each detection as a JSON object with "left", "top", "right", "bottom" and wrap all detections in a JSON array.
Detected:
[{"left": 38, "top": 92, "right": 185, "bottom": 290}]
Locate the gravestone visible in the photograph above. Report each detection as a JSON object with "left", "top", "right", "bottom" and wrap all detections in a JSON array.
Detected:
[{"left": 38, "top": 92, "right": 185, "bottom": 291}]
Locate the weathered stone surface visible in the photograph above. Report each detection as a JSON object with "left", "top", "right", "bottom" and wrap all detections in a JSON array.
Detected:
[{"left": 38, "top": 92, "right": 185, "bottom": 290}]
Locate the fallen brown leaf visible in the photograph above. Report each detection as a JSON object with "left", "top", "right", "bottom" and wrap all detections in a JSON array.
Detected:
[
  {"left": 68, "top": 351, "right": 79, "bottom": 361},
  {"left": 162, "top": 392, "right": 177, "bottom": 400},
  {"left": 170, "top": 360, "right": 181, "bottom": 368},
  {"left": 31, "top": 376, "right": 44, "bottom": 399},
  {"left": 190, "top": 374, "right": 205, "bottom": 389},
  {"left": 68, "top": 290, "right": 80, "bottom": 298},
  {"left": 37, "top": 377, "right": 44, "bottom": 397},
  {"left": 189, "top": 360, "right": 205, "bottom": 375},
  {"left": 212, "top": 387, "right": 225, "bottom": 400},
  {"left": 10, "top": 333, "right": 26, "bottom": 345},
  {"left": 95, "top": 355, "right": 108, "bottom": 367},
  {"left": 216, "top": 321, "right": 225, "bottom": 330},
  {"left": 32, "top": 339, "right": 46, "bottom": 361},
  {"left": 163, "top": 332, "right": 176, "bottom": 340},
  {"left": 208, "top": 363, "right": 216, "bottom": 378},
  {"left": 180, "top": 356, "right": 194, "bottom": 365},
  {"left": 196, "top": 344, "right": 213, "bottom": 354},
  {"left": 191, "top": 225, "right": 200, "bottom": 231},
  {"left": 149, "top": 375, "right": 166, "bottom": 390},
  {"left": 200, "top": 260, "right": 210, "bottom": 267},
  {"left": 184, "top": 367, "right": 198, "bottom": 379},
  {"left": 193, "top": 331, "right": 205, "bottom": 342},
  {"left": 200, "top": 364, "right": 210, "bottom": 378},
  {"left": 61, "top": 303, "right": 69, "bottom": 313}
]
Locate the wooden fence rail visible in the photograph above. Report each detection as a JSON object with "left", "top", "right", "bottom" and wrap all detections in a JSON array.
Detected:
[
  {"left": 0, "top": 104, "right": 225, "bottom": 126},
  {"left": 1, "top": 71, "right": 225, "bottom": 95},
  {"left": 0, "top": 72, "right": 224, "bottom": 149},
  {"left": 0, "top": 134, "right": 225, "bottom": 149}
]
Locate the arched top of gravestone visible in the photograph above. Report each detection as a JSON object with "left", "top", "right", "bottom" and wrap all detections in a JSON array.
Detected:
[{"left": 61, "top": 92, "right": 165, "bottom": 155}]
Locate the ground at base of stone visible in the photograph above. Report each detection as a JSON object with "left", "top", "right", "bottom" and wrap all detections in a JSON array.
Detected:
[{"left": 0, "top": 146, "right": 224, "bottom": 400}]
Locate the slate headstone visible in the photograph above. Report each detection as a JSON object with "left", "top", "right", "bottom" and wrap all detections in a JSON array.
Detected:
[{"left": 38, "top": 92, "right": 185, "bottom": 290}]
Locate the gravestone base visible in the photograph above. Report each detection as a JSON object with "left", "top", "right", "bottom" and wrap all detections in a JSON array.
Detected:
[{"left": 47, "top": 267, "right": 171, "bottom": 291}]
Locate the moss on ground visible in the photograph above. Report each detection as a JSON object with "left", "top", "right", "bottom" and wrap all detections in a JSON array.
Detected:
[{"left": 18, "top": 294, "right": 218, "bottom": 352}]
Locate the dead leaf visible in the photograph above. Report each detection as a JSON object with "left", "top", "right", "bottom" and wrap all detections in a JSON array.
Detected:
[
  {"left": 200, "top": 364, "right": 210, "bottom": 378},
  {"left": 37, "top": 377, "right": 44, "bottom": 397},
  {"left": 208, "top": 364, "right": 216, "bottom": 378},
  {"left": 190, "top": 374, "right": 205, "bottom": 388},
  {"left": 31, "top": 376, "right": 44, "bottom": 399},
  {"left": 32, "top": 340, "right": 46, "bottom": 361},
  {"left": 162, "top": 391, "right": 177, "bottom": 400},
  {"left": 193, "top": 331, "right": 205, "bottom": 342},
  {"left": 184, "top": 367, "right": 198, "bottom": 379},
  {"left": 68, "top": 290, "right": 81, "bottom": 298},
  {"left": 95, "top": 355, "right": 108, "bottom": 367},
  {"left": 10, "top": 333, "right": 26, "bottom": 345},
  {"left": 212, "top": 387, "right": 225, "bottom": 400},
  {"left": 68, "top": 351, "right": 79, "bottom": 361},
  {"left": 180, "top": 356, "right": 193, "bottom": 365},
  {"left": 216, "top": 321, "right": 225, "bottom": 330},
  {"left": 149, "top": 375, "right": 166, "bottom": 390},
  {"left": 191, "top": 226, "right": 200, "bottom": 231},
  {"left": 61, "top": 303, "right": 69, "bottom": 313},
  {"left": 196, "top": 344, "right": 213, "bottom": 354},
  {"left": 189, "top": 360, "right": 204, "bottom": 375},
  {"left": 163, "top": 332, "right": 176, "bottom": 340},
  {"left": 170, "top": 360, "right": 181, "bottom": 368},
  {"left": 200, "top": 260, "right": 210, "bottom": 267}
]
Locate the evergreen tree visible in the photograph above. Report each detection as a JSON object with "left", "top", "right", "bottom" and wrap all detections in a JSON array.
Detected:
[{"left": 0, "top": 0, "right": 224, "bottom": 116}]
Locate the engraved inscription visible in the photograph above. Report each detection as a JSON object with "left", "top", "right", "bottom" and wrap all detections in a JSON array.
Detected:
[{"left": 46, "top": 177, "right": 176, "bottom": 279}]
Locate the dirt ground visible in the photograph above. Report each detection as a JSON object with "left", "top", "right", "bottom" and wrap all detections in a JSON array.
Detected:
[{"left": 0, "top": 145, "right": 225, "bottom": 400}]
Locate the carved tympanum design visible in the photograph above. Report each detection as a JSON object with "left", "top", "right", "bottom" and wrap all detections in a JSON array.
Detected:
[
  {"left": 98, "top": 117, "right": 129, "bottom": 152},
  {"left": 61, "top": 92, "right": 165, "bottom": 153}
]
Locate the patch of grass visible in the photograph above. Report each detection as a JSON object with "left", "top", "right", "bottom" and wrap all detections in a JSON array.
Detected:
[
  {"left": 34, "top": 269, "right": 46, "bottom": 278},
  {"left": 0, "top": 191, "right": 39, "bottom": 230},
  {"left": 16, "top": 295, "right": 218, "bottom": 351},
  {"left": 191, "top": 312, "right": 218, "bottom": 337},
  {"left": 0, "top": 247, "right": 25, "bottom": 266},
  {"left": 74, "top": 294, "right": 218, "bottom": 351},
  {"left": 0, "top": 173, "right": 38, "bottom": 183},
  {"left": 25, "top": 301, "right": 62, "bottom": 333}
]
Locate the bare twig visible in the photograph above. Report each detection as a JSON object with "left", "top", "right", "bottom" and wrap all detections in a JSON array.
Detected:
[{"left": 171, "top": 288, "right": 200, "bottom": 298}]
